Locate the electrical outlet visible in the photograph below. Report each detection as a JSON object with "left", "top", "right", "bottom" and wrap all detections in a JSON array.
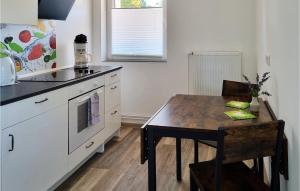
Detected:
[{"left": 266, "top": 55, "right": 271, "bottom": 66}]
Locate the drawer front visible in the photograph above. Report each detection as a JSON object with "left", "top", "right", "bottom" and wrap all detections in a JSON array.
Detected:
[
  {"left": 105, "top": 82, "right": 121, "bottom": 112},
  {"left": 68, "top": 76, "right": 104, "bottom": 99},
  {"left": 1, "top": 88, "right": 67, "bottom": 129},
  {"left": 105, "top": 105, "right": 121, "bottom": 136},
  {"left": 105, "top": 70, "right": 120, "bottom": 86},
  {"left": 68, "top": 130, "right": 106, "bottom": 171}
]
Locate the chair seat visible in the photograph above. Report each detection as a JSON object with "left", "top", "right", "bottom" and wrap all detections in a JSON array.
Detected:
[
  {"left": 198, "top": 140, "right": 217, "bottom": 148},
  {"left": 189, "top": 160, "right": 269, "bottom": 191}
]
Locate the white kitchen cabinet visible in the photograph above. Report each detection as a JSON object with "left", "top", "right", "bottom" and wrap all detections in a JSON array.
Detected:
[
  {"left": 1, "top": 104, "right": 68, "bottom": 191},
  {"left": 105, "top": 105, "right": 121, "bottom": 136},
  {"left": 68, "top": 128, "right": 106, "bottom": 172},
  {"left": 0, "top": 0, "right": 38, "bottom": 25},
  {"left": 105, "top": 81, "right": 121, "bottom": 113},
  {"left": 0, "top": 68, "right": 122, "bottom": 191},
  {"left": 104, "top": 70, "right": 121, "bottom": 138},
  {"left": 105, "top": 70, "right": 121, "bottom": 86}
]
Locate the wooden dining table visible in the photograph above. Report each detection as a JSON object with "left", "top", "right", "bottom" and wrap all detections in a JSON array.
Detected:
[{"left": 140, "top": 94, "right": 288, "bottom": 191}]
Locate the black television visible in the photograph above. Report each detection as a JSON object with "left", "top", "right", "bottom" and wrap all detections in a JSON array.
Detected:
[{"left": 38, "top": 0, "right": 76, "bottom": 20}]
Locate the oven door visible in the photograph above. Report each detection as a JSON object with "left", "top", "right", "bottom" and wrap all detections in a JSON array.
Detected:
[{"left": 68, "top": 87, "right": 105, "bottom": 154}]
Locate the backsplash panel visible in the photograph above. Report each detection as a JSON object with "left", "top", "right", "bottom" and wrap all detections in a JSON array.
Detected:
[{"left": 0, "top": 20, "right": 56, "bottom": 75}]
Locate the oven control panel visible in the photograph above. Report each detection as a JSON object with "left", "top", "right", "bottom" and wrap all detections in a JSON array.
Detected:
[{"left": 67, "top": 76, "right": 105, "bottom": 99}]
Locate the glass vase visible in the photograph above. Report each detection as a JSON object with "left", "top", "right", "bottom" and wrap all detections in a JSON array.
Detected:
[{"left": 250, "top": 97, "right": 260, "bottom": 114}]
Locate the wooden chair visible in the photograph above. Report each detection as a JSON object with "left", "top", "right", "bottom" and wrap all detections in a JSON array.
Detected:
[
  {"left": 222, "top": 80, "right": 253, "bottom": 102},
  {"left": 194, "top": 80, "right": 254, "bottom": 161},
  {"left": 190, "top": 120, "right": 285, "bottom": 191}
]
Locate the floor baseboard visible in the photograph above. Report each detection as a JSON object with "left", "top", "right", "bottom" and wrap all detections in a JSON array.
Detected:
[{"left": 121, "top": 115, "right": 150, "bottom": 125}]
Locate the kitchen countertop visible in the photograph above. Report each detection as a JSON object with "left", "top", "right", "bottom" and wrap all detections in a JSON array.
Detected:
[{"left": 0, "top": 65, "right": 122, "bottom": 106}]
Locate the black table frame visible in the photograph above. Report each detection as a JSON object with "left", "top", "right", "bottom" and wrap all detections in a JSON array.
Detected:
[{"left": 147, "top": 125, "right": 218, "bottom": 191}]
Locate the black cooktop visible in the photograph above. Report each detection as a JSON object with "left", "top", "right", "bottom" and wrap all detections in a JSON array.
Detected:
[{"left": 20, "top": 66, "right": 110, "bottom": 82}]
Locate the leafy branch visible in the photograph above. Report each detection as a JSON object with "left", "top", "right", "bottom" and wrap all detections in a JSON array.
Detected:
[{"left": 243, "top": 72, "right": 271, "bottom": 97}]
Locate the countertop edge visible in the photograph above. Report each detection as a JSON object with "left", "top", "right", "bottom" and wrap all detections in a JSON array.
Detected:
[{"left": 0, "top": 66, "right": 122, "bottom": 106}]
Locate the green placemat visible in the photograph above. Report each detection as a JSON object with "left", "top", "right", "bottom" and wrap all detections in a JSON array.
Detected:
[
  {"left": 225, "top": 101, "right": 250, "bottom": 110},
  {"left": 224, "top": 110, "right": 256, "bottom": 120}
]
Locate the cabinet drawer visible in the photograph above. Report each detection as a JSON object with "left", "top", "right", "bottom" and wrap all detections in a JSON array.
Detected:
[
  {"left": 105, "top": 105, "right": 121, "bottom": 136},
  {"left": 68, "top": 76, "right": 104, "bottom": 99},
  {"left": 105, "top": 70, "right": 120, "bottom": 86},
  {"left": 68, "top": 130, "right": 106, "bottom": 171},
  {"left": 105, "top": 82, "right": 121, "bottom": 112},
  {"left": 1, "top": 89, "right": 67, "bottom": 129}
]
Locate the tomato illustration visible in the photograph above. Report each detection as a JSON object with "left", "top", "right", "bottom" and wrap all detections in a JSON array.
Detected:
[
  {"left": 28, "top": 44, "right": 43, "bottom": 60},
  {"left": 19, "top": 30, "right": 32, "bottom": 43},
  {"left": 49, "top": 35, "right": 56, "bottom": 49},
  {"left": 51, "top": 62, "right": 57, "bottom": 69}
]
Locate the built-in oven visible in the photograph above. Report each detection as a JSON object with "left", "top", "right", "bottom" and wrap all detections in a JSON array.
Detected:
[{"left": 68, "top": 86, "right": 105, "bottom": 154}]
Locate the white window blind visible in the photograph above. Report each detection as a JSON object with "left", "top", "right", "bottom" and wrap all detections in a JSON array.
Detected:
[{"left": 107, "top": 0, "right": 166, "bottom": 61}]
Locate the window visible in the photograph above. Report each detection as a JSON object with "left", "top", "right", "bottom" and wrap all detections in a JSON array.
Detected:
[{"left": 107, "top": 0, "right": 167, "bottom": 61}]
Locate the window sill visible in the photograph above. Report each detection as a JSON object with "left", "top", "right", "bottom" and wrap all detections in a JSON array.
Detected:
[{"left": 102, "top": 59, "right": 168, "bottom": 63}]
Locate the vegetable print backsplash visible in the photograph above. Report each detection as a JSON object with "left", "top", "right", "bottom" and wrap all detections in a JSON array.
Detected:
[{"left": 0, "top": 20, "right": 56, "bottom": 75}]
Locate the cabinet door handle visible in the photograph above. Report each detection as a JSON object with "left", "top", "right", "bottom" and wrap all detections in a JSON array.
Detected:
[
  {"left": 35, "top": 98, "right": 48, "bottom": 104},
  {"left": 9, "top": 134, "right": 14, "bottom": 152},
  {"left": 85, "top": 142, "right": 94, "bottom": 149},
  {"left": 111, "top": 86, "right": 117, "bottom": 90},
  {"left": 111, "top": 74, "right": 117, "bottom": 78},
  {"left": 111, "top": 110, "right": 118, "bottom": 115}
]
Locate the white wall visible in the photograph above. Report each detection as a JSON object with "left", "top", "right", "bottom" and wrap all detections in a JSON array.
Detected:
[
  {"left": 56, "top": 0, "right": 93, "bottom": 68},
  {"left": 95, "top": 0, "right": 257, "bottom": 120},
  {"left": 0, "top": 0, "right": 2, "bottom": 23},
  {"left": 256, "top": 0, "right": 300, "bottom": 190}
]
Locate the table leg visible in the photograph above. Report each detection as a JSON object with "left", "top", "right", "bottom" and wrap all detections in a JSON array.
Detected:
[
  {"left": 271, "top": 156, "right": 280, "bottom": 191},
  {"left": 258, "top": 158, "right": 264, "bottom": 181},
  {"left": 148, "top": 128, "right": 156, "bottom": 191},
  {"left": 194, "top": 140, "right": 199, "bottom": 163},
  {"left": 176, "top": 138, "right": 182, "bottom": 181}
]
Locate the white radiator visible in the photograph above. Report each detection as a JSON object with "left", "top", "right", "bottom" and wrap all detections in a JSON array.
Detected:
[{"left": 188, "top": 51, "right": 242, "bottom": 96}]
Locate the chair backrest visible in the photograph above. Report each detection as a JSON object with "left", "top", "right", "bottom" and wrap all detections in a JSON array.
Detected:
[
  {"left": 214, "top": 121, "right": 285, "bottom": 191},
  {"left": 222, "top": 80, "right": 252, "bottom": 102},
  {"left": 217, "top": 120, "right": 285, "bottom": 164}
]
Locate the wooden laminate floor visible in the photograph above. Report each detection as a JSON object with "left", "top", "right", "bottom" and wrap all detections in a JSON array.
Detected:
[{"left": 56, "top": 124, "right": 216, "bottom": 191}]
